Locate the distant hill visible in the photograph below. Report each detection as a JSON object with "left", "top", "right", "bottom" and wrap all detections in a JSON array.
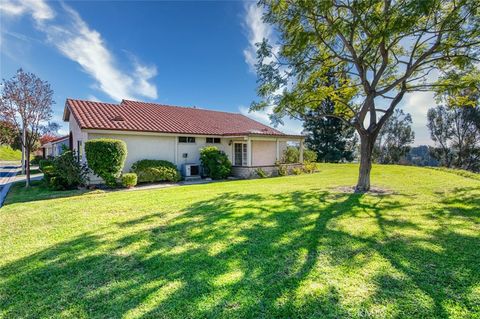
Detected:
[{"left": 0, "top": 145, "right": 22, "bottom": 161}]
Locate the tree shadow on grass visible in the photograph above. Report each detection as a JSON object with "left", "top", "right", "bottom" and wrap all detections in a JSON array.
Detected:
[{"left": 1, "top": 188, "right": 479, "bottom": 318}]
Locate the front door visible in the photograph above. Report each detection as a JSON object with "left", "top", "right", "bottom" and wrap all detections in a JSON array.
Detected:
[{"left": 234, "top": 143, "right": 247, "bottom": 166}]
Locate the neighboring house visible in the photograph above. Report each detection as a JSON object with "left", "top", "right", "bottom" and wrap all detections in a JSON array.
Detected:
[
  {"left": 63, "top": 99, "right": 305, "bottom": 180},
  {"left": 40, "top": 135, "right": 70, "bottom": 158}
]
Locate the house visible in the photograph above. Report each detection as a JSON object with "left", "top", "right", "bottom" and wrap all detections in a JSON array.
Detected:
[
  {"left": 63, "top": 99, "right": 305, "bottom": 180},
  {"left": 40, "top": 135, "right": 70, "bottom": 158}
]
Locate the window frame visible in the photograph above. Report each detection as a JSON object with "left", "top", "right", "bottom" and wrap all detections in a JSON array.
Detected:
[
  {"left": 178, "top": 136, "right": 196, "bottom": 143},
  {"left": 206, "top": 137, "right": 221, "bottom": 144}
]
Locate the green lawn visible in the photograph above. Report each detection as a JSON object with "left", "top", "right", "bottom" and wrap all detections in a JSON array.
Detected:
[
  {"left": 1, "top": 164, "right": 479, "bottom": 318},
  {"left": 0, "top": 145, "right": 22, "bottom": 161}
]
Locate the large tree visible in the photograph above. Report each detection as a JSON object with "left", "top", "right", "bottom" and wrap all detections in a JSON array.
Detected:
[
  {"left": 303, "top": 102, "right": 357, "bottom": 163},
  {"left": 373, "top": 109, "right": 415, "bottom": 164},
  {"left": 251, "top": 0, "right": 480, "bottom": 191},
  {"left": 0, "top": 69, "right": 55, "bottom": 187}
]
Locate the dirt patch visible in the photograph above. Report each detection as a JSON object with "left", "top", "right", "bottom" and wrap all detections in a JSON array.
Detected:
[{"left": 334, "top": 186, "right": 395, "bottom": 195}]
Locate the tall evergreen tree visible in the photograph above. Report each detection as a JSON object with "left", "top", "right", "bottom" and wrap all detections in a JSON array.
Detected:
[{"left": 303, "top": 100, "right": 357, "bottom": 163}]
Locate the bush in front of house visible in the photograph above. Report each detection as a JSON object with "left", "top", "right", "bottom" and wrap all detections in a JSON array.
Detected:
[
  {"left": 303, "top": 162, "right": 318, "bottom": 174},
  {"left": 282, "top": 146, "right": 299, "bottom": 163},
  {"left": 30, "top": 155, "right": 43, "bottom": 165},
  {"left": 41, "top": 150, "right": 89, "bottom": 190},
  {"left": 85, "top": 138, "right": 127, "bottom": 187},
  {"left": 303, "top": 149, "right": 317, "bottom": 163},
  {"left": 199, "top": 146, "right": 232, "bottom": 179},
  {"left": 39, "top": 158, "right": 54, "bottom": 172},
  {"left": 130, "top": 159, "right": 181, "bottom": 183},
  {"left": 255, "top": 167, "right": 268, "bottom": 178},
  {"left": 121, "top": 173, "right": 137, "bottom": 188},
  {"left": 292, "top": 167, "right": 303, "bottom": 175}
]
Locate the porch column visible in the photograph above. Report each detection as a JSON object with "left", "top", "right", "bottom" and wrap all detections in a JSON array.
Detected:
[
  {"left": 276, "top": 139, "right": 280, "bottom": 162},
  {"left": 247, "top": 137, "right": 252, "bottom": 166},
  {"left": 299, "top": 139, "right": 304, "bottom": 163}
]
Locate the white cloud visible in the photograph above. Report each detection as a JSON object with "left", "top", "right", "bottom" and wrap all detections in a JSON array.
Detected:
[
  {"left": 1, "top": 0, "right": 158, "bottom": 101},
  {"left": 400, "top": 91, "right": 436, "bottom": 145},
  {"left": 242, "top": 2, "right": 277, "bottom": 72},
  {"left": 239, "top": 105, "right": 303, "bottom": 135},
  {"left": 0, "top": 0, "right": 55, "bottom": 22}
]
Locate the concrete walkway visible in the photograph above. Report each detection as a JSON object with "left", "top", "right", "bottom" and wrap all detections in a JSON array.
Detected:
[{"left": 0, "top": 164, "right": 20, "bottom": 207}]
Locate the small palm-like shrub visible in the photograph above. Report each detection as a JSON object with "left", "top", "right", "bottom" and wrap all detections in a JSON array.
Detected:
[
  {"left": 303, "top": 149, "right": 317, "bottom": 163},
  {"left": 303, "top": 162, "right": 318, "bottom": 174},
  {"left": 282, "top": 146, "right": 299, "bottom": 163},
  {"left": 200, "top": 146, "right": 232, "bottom": 179},
  {"left": 255, "top": 168, "right": 268, "bottom": 178},
  {"left": 85, "top": 139, "right": 127, "bottom": 187},
  {"left": 131, "top": 159, "right": 181, "bottom": 183},
  {"left": 292, "top": 167, "right": 303, "bottom": 175},
  {"left": 121, "top": 173, "right": 138, "bottom": 188},
  {"left": 277, "top": 163, "right": 288, "bottom": 176}
]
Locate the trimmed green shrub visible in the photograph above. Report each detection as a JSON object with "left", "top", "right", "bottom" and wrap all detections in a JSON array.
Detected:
[
  {"left": 85, "top": 138, "right": 127, "bottom": 187},
  {"left": 200, "top": 146, "right": 232, "bottom": 179},
  {"left": 303, "top": 149, "right": 317, "bottom": 163},
  {"left": 131, "top": 159, "right": 181, "bottom": 183},
  {"left": 255, "top": 168, "right": 267, "bottom": 178},
  {"left": 121, "top": 173, "right": 138, "bottom": 188}
]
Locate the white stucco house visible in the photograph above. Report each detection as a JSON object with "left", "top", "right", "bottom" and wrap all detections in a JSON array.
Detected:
[
  {"left": 40, "top": 135, "right": 70, "bottom": 158},
  {"left": 63, "top": 98, "right": 305, "bottom": 179}
]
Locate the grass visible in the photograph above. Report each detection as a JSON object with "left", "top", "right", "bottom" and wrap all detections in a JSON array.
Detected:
[
  {"left": 0, "top": 164, "right": 479, "bottom": 318},
  {"left": 4, "top": 180, "right": 92, "bottom": 205},
  {"left": 0, "top": 145, "right": 22, "bottom": 161}
]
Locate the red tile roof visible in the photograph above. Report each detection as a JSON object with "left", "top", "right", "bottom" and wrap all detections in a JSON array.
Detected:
[
  {"left": 64, "top": 99, "right": 301, "bottom": 137},
  {"left": 41, "top": 135, "right": 69, "bottom": 146}
]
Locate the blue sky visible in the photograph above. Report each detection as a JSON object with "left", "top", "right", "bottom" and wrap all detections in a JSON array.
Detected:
[{"left": 1, "top": 0, "right": 434, "bottom": 144}]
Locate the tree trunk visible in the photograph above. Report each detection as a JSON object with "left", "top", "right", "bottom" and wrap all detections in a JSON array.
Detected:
[
  {"left": 355, "top": 134, "right": 375, "bottom": 192},
  {"left": 25, "top": 146, "right": 31, "bottom": 188}
]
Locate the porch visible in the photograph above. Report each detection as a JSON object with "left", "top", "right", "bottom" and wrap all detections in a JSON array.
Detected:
[{"left": 227, "top": 134, "right": 305, "bottom": 178}]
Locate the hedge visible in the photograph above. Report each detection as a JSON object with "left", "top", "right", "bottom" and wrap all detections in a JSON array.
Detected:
[
  {"left": 130, "top": 159, "right": 181, "bottom": 183},
  {"left": 85, "top": 138, "right": 127, "bottom": 187}
]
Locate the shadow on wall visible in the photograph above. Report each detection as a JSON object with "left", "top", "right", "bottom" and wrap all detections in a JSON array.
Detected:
[{"left": 1, "top": 188, "right": 479, "bottom": 318}]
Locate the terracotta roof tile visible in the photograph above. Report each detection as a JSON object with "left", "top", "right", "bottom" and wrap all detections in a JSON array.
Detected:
[{"left": 65, "top": 99, "right": 299, "bottom": 137}]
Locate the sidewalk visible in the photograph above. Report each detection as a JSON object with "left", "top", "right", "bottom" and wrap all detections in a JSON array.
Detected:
[{"left": 0, "top": 165, "right": 20, "bottom": 207}]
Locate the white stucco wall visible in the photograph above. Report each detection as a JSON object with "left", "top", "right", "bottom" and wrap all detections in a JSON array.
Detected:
[
  {"left": 88, "top": 133, "right": 176, "bottom": 171},
  {"left": 69, "top": 113, "right": 88, "bottom": 161},
  {"left": 177, "top": 137, "right": 232, "bottom": 167},
  {"left": 251, "top": 140, "right": 288, "bottom": 166}
]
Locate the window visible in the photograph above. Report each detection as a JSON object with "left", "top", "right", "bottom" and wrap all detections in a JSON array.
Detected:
[
  {"left": 206, "top": 137, "right": 221, "bottom": 144},
  {"left": 179, "top": 136, "right": 195, "bottom": 143},
  {"left": 234, "top": 143, "right": 247, "bottom": 166}
]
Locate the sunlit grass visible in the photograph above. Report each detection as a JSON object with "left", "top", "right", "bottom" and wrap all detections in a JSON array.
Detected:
[{"left": 0, "top": 164, "right": 479, "bottom": 318}]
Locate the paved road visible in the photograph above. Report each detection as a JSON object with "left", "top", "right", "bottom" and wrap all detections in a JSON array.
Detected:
[{"left": 0, "top": 165, "right": 19, "bottom": 207}]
